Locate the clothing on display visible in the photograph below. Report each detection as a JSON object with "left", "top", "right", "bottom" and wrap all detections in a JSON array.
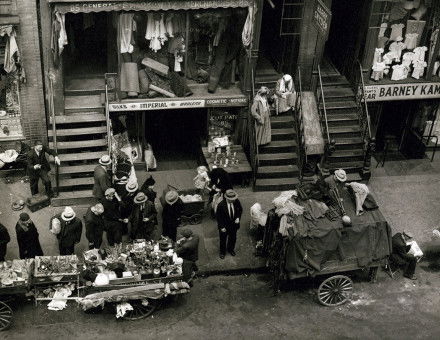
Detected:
[
  {"left": 391, "top": 64, "right": 409, "bottom": 81},
  {"left": 404, "top": 33, "right": 419, "bottom": 49},
  {"left": 119, "top": 13, "right": 136, "bottom": 54},
  {"left": 377, "top": 36, "right": 389, "bottom": 49},
  {"left": 0, "top": 26, "right": 19, "bottom": 73},
  {"left": 242, "top": 6, "right": 253, "bottom": 47},
  {"left": 390, "top": 23, "right": 405, "bottom": 41},
  {"left": 145, "top": 13, "right": 169, "bottom": 52},
  {"left": 378, "top": 23, "right": 388, "bottom": 37},
  {"left": 371, "top": 62, "right": 386, "bottom": 81},
  {"left": 389, "top": 41, "right": 406, "bottom": 62},
  {"left": 406, "top": 20, "right": 426, "bottom": 44},
  {"left": 373, "top": 48, "right": 384, "bottom": 64},
  {"left": 402, "top": 52, "right": 416, "bottom": 66},
  {"left": 412, "top": 60, "right": 427, "bottom": 79},
  {"left": 413, "top": 46, "right": 428, "bottom": 61}
]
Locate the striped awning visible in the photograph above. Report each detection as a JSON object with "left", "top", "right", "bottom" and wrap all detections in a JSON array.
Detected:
[{"left": 49, "top": 0, "right": 253, "bottom": 14}]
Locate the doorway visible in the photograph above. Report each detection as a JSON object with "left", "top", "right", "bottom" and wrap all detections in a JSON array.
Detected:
[
  {"left": 323, "top": 0, "right": 367, "bottom": 78},
  {"left": 64, "top": 12, "right": 113, "bottom": 76},
  {"left": 144, "top": 109, "right": 208, "bottom": 170}
]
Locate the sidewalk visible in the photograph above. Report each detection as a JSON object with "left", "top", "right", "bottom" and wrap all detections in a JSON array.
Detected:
[{"left": 1, "top": 156, "right": 439, "bottom": 274}]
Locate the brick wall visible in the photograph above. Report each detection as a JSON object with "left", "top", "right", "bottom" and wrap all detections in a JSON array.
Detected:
[{"left": 16, "top": 0, "right": 47, "bottom": 144}]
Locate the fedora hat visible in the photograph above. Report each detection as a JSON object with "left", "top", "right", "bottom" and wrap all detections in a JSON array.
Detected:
[
  {"left": 126, "top": 182, "right": 139, "bottom": 193},
  {"left": 334, "top": 169, "right": 347, "bottom": 182},
  {"left": 403, "top": 230, "right": 414, "bottom": 239},
  {"left": 134, "top": 192, "right": 147, "bottom": 204},
  {"left": 91, "top": 203, "right": 104, "bottom": 214},
  {"left": 105, "top": 188, "right": 116, "bottom": 196},
  {"left": 99, "top": 155, "right": 112, "bottom": 166},
  {"left": 165, "top": 190, "right": 179, "bottom": 205},
  {"left": 62, "top": 206, "right": 76, "bottom": 221},
  {"left": 225, "top": 189, "right": 238, "bottom": 201}
]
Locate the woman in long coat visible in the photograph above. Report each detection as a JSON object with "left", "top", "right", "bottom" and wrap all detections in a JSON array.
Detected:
[
  {"left": 162, "top": 190, "right": 183, "bottom": 242},
  {"left": 16, "top": 213, "right": 43, "bottom": 259},
  {"left": 251, "top": 86, "right": 271, "bottom": 146}
]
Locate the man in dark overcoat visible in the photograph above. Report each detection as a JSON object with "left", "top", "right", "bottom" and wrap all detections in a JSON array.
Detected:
[
  {"left": 130, "top": 192, "right": 157, "bottom": 240},
  {"left": 93, "top": 155, "right": 112, "bottom": 201},
  {"left": 215, "top": 189, "right": 242, "bottom": 259},
  {"left": 50, "top": 206, "right": 83, "bottom": 255},
  {"left": 85, "top": 203, "right": 105, "bottom": 249}
]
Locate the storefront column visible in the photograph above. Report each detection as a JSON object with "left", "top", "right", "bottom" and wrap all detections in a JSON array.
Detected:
[{"left": 39, "top": 1, "right": 64, "bottom": 116}]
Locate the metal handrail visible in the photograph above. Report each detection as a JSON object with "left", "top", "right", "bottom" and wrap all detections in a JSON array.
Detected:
[
  {"left": 357, "top": 60, "right": 372, "bottom": 139},
  {"left": 250, "top": 66, "right": 259, "bottom": 187},
  {"left": 295, "top": 66, "right": 305, "bottom": 180},
  {"left": 104, "top": 74, "right": 114, "bottom": 156},
  {"left": 48, "top": 74, "right": 59, "bottom": 196},
  {"left": 317, "top": 65, "right": 331, "bottom": 143},
  {"left": 423, "top": 135, "right": 438, "bottom": 162}
]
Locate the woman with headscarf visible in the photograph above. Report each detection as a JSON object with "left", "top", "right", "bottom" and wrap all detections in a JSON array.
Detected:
[
  {"left": 15, "top": 213, "right": 43, "bottom": 259},
  {"left": 275, "top": 74, "right": 296, "bottom": 114},
  {"left": 251, "top": 86, "right": 272, "bottom": 146}
]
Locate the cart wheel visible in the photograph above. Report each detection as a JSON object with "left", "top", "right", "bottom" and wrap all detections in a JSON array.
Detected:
[
  {"left": 190, "top": 214, "right": 202, "bottom": 225},
  {"left": 317, "top": 275, "right": 353, "bottom": 307},
  {"left": 0, "top": 301, "right": 13, "bottom": 331},
  {"left": 124, "top": 299, "right": 158, "bottom": 320}
]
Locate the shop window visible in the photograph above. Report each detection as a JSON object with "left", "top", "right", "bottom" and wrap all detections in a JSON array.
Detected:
[{"left": 369, "top": 0, "right": 440, "bottom": 83}]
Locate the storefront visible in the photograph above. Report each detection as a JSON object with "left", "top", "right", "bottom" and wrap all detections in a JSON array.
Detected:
[{"left": 41, "top": 0, "right": 263, "bottom": 169}]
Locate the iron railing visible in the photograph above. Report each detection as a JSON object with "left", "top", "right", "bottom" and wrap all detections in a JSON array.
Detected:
[
  {"left": 249, "top": 66, "right": 259, "bottom": 189},
  {"left": 294, "top": 66, "right": 305, "bottom": 181},
  {"left": 104, "top": 73, "right": 118, "bottom": 157},
  {"left": 356, "top": 60, "right": 372, "bottom": 141},
  {"left": 316, "top": 65, "right": 331, "bottom": 144},
  {"left": 47, "top": 73, "right": 59, "bottom": 196}
]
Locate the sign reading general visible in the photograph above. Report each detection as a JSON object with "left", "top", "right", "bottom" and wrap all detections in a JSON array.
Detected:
[
  {"left": 313, "top": 0, "right": 332, "bottom": 37},
  {"left": 364, "top": 83, "right": 440, "bottom": 102},
  {"left": 108, "top": 96, "right": 248, "bottom": 112}
]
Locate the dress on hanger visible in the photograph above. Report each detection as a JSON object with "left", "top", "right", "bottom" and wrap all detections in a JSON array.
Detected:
[
  {"left": 378, "top": 22, "right": 388, "bottom": 37},
  {"left": 391, "top": 64, "right": 408, "bottom": 81},
  {"left": 371, "top": 62, "right": 386, "bottom": 81},
  {"left": 404, "top": 33, "right": 418, "bottom": 50},
  {"left": 119, "top": 13, "right": 136, "bottom": 54},
  {"left": 406, "top": 20, "right": 426, "bottom": 44},
  {"left": 390, "top": 23, "right": 405, "bottom": 41},
  {"left": 373, "top": 48, "right": 384, "bottom": 64},
  {"left": 389, "top": 41, "right": 406, "bottom": 62},
  {"left": 402, "top": 52, "right": 415, "bottom": 67},
  {"left": 413, "top": 46, "right": 428, "bottom": 61},
  {"left": 412, "top": 60, "right": 427, "bottom": 79}
]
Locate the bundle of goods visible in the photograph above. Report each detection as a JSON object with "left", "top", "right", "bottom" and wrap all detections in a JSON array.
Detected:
[
  {"left": 0, "top": 259, "right": 34, "bottom": 287},
  {"left": 82, "top": 239, "right": 183, "bottom": 287},
  {"left": 34, "top": 255, "right": 78, "bottom": 282}
]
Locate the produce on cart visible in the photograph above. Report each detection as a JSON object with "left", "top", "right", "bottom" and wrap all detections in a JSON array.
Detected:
[
  {"left": 263, "top": 183, "right": 392, "bottom": 306},
  {"left": 34, "top": 255, "right": 78, "bottom": 280},
  {"left": 79, "top": 239, "right": 190, "bottom": 319}
]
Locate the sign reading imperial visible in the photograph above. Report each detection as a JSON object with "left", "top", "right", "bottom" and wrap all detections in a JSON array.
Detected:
[
  {"left": 109, "top": 96, "right": 248, "bottom": 112},
  {"left": 364, "top": 83, "right": 440, "bottom": 102}
]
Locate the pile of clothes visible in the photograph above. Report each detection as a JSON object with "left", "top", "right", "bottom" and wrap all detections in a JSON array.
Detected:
[{"left": 179, "top": 194, "right": 203, "bottom": 203}]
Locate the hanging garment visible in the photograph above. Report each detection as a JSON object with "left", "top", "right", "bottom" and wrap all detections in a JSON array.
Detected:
[
  {"left": 391, "top": 64, "right": 408, "bottom": 81},
  {"left": 406, "top": 20, "right": 426, "bottom": 44},
  {"left": 383, "top": 52, "right": 395, "bottom": 65},
  {"left": 371, "top": 62, "right": 386, "bottom": 81},
  {"left": 413, "top": 46, "right": 428, "bottom": 62},
  {"left": 378, "top": 22, "right": 388, "bottom": 38},
  {"left": 119, "top": 13, "right": 136, "bottom": 54},
  {"left": 402, "top": 52, "right": 415, "bottom": 66},
  {"left": 390, "top": 23, "right": 405, "bottom": 41},
  {"left": 389, "top": 41, "right": 406, "bottom": 62},
  {"left": 55, "top": 12, "right": 68, "bottom": 55},
  {"left": 242, "top": 6, "right": 254, "bottom": 47},
  {"left": 165, "top": 13, "right": 174, "bottom": 37},
  {"left": 377, "top": 36, "right": 389, "bottom": 49},
  {"left": 433, "top": 61, "right": 440, "bottom": 76},
  {"left": 373, "top": 48, "right": 384, "bottom": 64},
  {"left": 0, "top": 27, "right": 19, "bottom": 73},
  {"left": 404, "top": 33, "right": 419, "bottom": 50},
  {"left": 251, "top": 93, "right": 271, "bottom": 146},
  {"left": 145, "top": 13, "right": 155, "bottom": 40},
  {"left": 412, "top": 60, "right": 427, "bottom": 79}
]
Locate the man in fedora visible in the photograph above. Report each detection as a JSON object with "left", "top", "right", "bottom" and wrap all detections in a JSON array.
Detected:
[
  {"left": 15, "top": 213, "right": 43, "bottom": 259},
  {"left": 162, "top": 190, "right": 183, "bottom": 242},
  {"left": 140, "top": 175, "right": 157, "bottom": 203},
  {"left": 50, "top": 206, "right": 83, "bottom": 255},
  {"left": 102, "top": 188, "right": 127, "bottom": 246},
  {"left": 27, "top": 140, "right": 61, "bottom": 198},
  {"left": 120, "top": 182, "right": 139, "bottom": 238},
  {"left": 130, "top": 192, "right": 157, "bottom": 240},
  {"left": 93, "top": 155, "right": 112, "bottom": 202},
  {"left": 325, "top": 168, "right": 347, "bottom": 191},
  {"left": 85, "top": 203, "right": 105, "bottom": 249},
  {"left": 216, "top": 189, "right": 243, "bottom": 259},
  {"left": 391, "top": 231, "right": 418, "bottom": 280}
]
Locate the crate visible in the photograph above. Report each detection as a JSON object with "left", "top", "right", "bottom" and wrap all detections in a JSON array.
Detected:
[{"left": 26, "top": 194, "right": 50, "bottom": 212}]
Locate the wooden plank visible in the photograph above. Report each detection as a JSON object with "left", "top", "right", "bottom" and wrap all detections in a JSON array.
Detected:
[
  {"left": 141, "top": 57, "right": 169, "bottom": 77},
  {"left": 58, "top": 164, "right": 96, "bottom": 174},
  {"left": 48, "top": 126, "right": 107, "bottom": 136},
  {"left": 50, "top": 139, "right": 107, "bottom": 149},
  {"left": 58, "top": 151, "right": 104, "bottom": 162},
  {"left": 58, "top": 177, "right": 94, "bottom": 187},
  {"left": 50, "top": 114, "right": 106, "bottom": 124}
]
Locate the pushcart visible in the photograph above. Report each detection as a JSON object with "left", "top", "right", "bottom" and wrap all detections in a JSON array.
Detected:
[
  {"left": 161, "top": 185, "right": 208, "bottom": 225},
  {"left": 80, "top": 275, "right": 190, "bottom": 320}
]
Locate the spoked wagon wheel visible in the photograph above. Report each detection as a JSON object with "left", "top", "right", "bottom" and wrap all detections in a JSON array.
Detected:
[
  {"left": 317, "top": 275, "right": 353, "bottom": 307},
  {"left": 0, "top": 301, "right": 13, "bottom": 331},
  {"left": 124, "top": 299, "right": 158, "bottom": 320}
]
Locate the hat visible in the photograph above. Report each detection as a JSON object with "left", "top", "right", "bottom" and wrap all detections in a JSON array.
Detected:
[
  {"left": 105, "top": 188, "right": 116, "bottom": 196},
  {"left": 99, "top": 155, "right": 112, "bottom": 166},
  {"left": 165, "top": 190, "right": 179, "bottom": 205},
  {"left": 34, "top": 140, "right": 43, "bottom": 146},
  {"left": 334, "top": 169, "right": 347, "bottom": 182},
  {"left": 395, "top": 36, "right": 403, "bottom": 42},
  {"left": 144, "top": 175, "right": 155, "bottom": 187},
  {"left": 342, "top": 215, "right": 351, "bottom": 225},
  {"left": 403, "top": 231, "right": 413, "bottom": 239},
  {"left": 225, "top": 189, "right": 238, "bottom": 201},
  {"left": 61, "top": 206, "right": 76, "bottom": 221},
  {"left": 181, "top": 228, "right": 193, "bottom": 238},
  {"left": 91, "top": 203, "right": 104, "bottom": 214},
  {"left": 283, "top": 74, "right": 292, "bottom": 82},
  {"left": 126, "top": 182, "right": 138, "bottom": 193},
  {"left": 134, "top": 192, "right": 147, "bottom": 204},
  {"left": 19, "top": 212, "right": 30, "bottom": 222}
]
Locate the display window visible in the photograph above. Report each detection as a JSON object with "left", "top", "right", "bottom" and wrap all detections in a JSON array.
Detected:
[{"left": 369, "top": 0, "right": 440, "bottom": 82}]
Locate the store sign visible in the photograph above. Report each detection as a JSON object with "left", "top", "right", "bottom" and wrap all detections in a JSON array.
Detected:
[
  {"left": 364, "top": 83, "right": 440, "bottom": 102},
  {"left": 313, "top": 0, "right": 332, "bottom": 37},
  {"left": 108, "top": 96, "right": 248, "bottom": 112},
  {"left": 54, "top": 0, "right": 252, "bottom": 14}
]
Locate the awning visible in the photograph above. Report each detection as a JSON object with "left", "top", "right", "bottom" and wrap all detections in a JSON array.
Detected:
[{"left": 49, "top": 0, "right": 253, "bottom": 14}]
